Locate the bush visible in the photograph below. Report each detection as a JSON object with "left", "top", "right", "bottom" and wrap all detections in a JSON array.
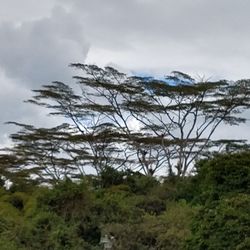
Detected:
[
  {"left": 195, "top": 151, "right": 250, "bottom": 200},
  {"left": 187, "top": 194, "right": 250, "bottom": 249},
  {"left": 37, "top": 179, "right": 92, "bottom": 220}
]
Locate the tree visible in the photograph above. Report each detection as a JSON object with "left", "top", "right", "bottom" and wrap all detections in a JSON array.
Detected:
[
  {"left": 2, "top": 123, "right": 85, "bottom": 184},
  {"left": 193, "top": 151, "right": 250, "bottom": 202},
  {"left": 122, "top": 73, "right": 250, "bottom": 175},
  {"left": 4, "top": 64, "right": 250, "bottom": 180},
  {"left": 187, "top": 151, "right": 250, "bottom": 249},
  {"left": 187, "top": 194, "right": 250, "bottom": 250}
]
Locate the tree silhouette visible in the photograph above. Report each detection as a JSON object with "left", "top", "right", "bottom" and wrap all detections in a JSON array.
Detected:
[{"left": 2, "top": 64, "right": 250, "bottom": 180}]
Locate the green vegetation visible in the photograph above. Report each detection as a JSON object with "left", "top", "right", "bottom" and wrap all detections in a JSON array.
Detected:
[
  {"left": 0, "top": 151, "right": 249, "bottom": 249},
  {"left": 1, "top": 65, "right": 250, "bottom": 248},
  {"left": 3, "top": 65, "right": 250, "bottom": 182}
]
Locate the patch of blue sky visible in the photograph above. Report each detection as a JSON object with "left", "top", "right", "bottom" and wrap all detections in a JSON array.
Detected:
[{"left": 130, "top": 71, "right": 194, "bottom": 86}]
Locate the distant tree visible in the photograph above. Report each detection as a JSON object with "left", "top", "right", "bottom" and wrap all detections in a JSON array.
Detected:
[
  {"left": 0, "top": 150, "right": 33, "bottom": 188},
  {"left": 4, "top": 64, "right": 250, "bottom": 181},
  {"left": 4, "top": 123, "right": 79, "bottom": 184}
]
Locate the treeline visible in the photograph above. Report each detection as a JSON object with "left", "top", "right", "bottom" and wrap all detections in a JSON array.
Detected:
[
  {"left": 0, "top": 151, "right": 250, "bottom": 249},
  {"left": 1, "top": 65, "right": 250, "bottom": 249},
  {"left": 1, "top": 64, "right": 250, "bottom": 184}
]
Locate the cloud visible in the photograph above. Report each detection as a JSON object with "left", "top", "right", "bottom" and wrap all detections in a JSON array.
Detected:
[
  {"left": 0, "top": 69, "right": 66, "bottom": 146},
  {"left": 0, "top": 0, "right": 57, "bottom": 23},
  {"left": 1, "top": 0, "right": 250, "bottom": 146},
  {"left": 0, "top": 5, "right": 89, "bottom": 145},
  {"left": 0, "top": 6, "right": 89, "bottom": 86},
  {"left": 60, "top": 0, "right": 250, "bottom": 80},
  {"left": 57, "top": 0, "right": 250, "bottom": 142}
]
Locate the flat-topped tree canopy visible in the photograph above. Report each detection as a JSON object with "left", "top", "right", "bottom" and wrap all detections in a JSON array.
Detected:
[{"left": 2, "top": 64, "right": 250, "bottom": 181}]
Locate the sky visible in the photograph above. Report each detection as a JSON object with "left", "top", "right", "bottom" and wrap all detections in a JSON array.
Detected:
[{"left": 1, "top": 0, "right": 250, "bottom": 146}]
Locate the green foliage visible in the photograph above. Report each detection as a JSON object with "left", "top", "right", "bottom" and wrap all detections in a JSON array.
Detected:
[
  {"left": 94, "top": 185, "right": 144, "bottom": 224},
  {"left": 187, "top": 151, "right": 250, "bottom": 249},
  {"left": 236, "top": 237, "right": 250, "bottom": 250},
  {"left": 103, "top": 201, "right": 195, "bottom": 250},
  {"left": 37, "top": 178, "right": 92, "bottom": 220},
  {"left": 0, "top": 238, "right": 22, "bottom": 250},
  {"left": 99, "top": 166, "right": 125, "bottom": 188},
  {"left": 0, "top": 173, "right": 196, "bottom": 249},
  {"left": 0, "top": 147, "right": 250, "bottom": 249},
  {"left": 17, "top": 211, "right": 93, "bottom": 249},
  {"left": 2, "top": 64, "right": 250, "bottom": 249},
  {"left": 195, "top": 151, "right": 250, "bottom": 202},
  {"left": 157, "top": 176, "right": 200, "bottom": 203},
  {"left": 136, "top": 195, "right": 166, "bottom": 215},
  {"left": 125, "top": 171, "right": 159, "bottom": 194},
  {"left": 187, "top": 194, "right": 250, "bottom": 250}
]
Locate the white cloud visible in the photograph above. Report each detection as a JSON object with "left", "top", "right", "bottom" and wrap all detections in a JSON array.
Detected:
[{"left": 128, "top": 117, "right": 141, "bottom": 132}]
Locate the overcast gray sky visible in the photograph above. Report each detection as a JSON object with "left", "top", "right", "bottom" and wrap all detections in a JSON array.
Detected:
[{"left": 1, "top": 0, "right": 250, "bottom": 145}]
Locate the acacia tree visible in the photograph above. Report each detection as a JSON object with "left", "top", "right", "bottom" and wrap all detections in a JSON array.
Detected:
[
  {"left": 24, "top": 67, "right": 158, "bottom": 176},
  {"left": 123, "top": 74, "right": 250, "bottom": 175},
  {"left": 4, "top": 64, "right": 250, "bottom": 180},
  {"left": 68, "top": 65, "right": 250, "bottom": 176},
  {"left": 3, "top": 123, "right": 79, "bottom": 183},
  {"left": 4, "top": 119, "right": 132, "bottom": 183}
]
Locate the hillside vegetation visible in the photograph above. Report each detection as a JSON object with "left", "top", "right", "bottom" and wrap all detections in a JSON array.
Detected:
[
  {"left": 0, "top": 151, "right": 250, "bottom": 249},
  {"left": 1, "top": 65, "right": 250, "bottom": 249}
]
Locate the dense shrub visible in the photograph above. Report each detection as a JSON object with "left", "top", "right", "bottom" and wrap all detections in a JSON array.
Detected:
[{"left": 0, "top": 151, "right": 249, "bottom": 249}]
